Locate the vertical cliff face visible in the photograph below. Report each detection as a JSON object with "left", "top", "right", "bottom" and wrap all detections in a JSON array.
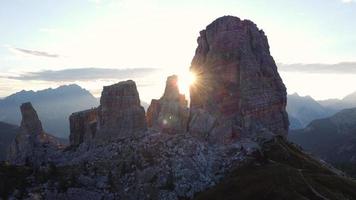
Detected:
[
  {"left": 20, "top": 102, "right": 44, "bottom": 135},
  {"left": 189, "top": 16, "right": 288, "bottom": 142},
  {"left": 69, "top": 108, "right": 98, "bottom": 146},
  {"left": 96, "top": 80, "right": 147, "bottom": 141},
  {"left": 8, "top": 102, "right": 61, "bottom": 165},
  {"left": 146, "top": 75, "right": 189, "bottom": 134}
]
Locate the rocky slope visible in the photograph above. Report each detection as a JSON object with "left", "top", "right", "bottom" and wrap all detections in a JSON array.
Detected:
[
  {"left": 194, "top": 137, "right": 356, "bottom": 200},
  {"left": 147, "top": 75, "right": 189, "bottom": 134},
  {"left": 0, "top": 84, "right": 98, "bottom": 138}
]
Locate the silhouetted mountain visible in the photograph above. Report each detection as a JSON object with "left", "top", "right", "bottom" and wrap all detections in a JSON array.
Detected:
[
  {"left": 0, "top": 84, "right": 99, "bottom": 138},
  {"left": 289, "top": 108, "right": 356, "bottom": 176},
  {"left": 0, "top": 122, "right": 19, "bottom": 161},
  {"left": 287, "top": 93, "right": 334, "bottom": 129},
  {"left": 287, "top": 91, "right": 356, "bottom": 129},
  {"left": 319, "top": 91, "right": 356, "bottom": 111}
]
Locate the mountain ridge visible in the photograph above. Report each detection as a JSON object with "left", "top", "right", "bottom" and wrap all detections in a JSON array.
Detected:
[
  {"left": 0, "top": 84, "right": 99, "bottom": 137},
  {"left": 289, "top": 107, "right": 356, "bottom": 177}
]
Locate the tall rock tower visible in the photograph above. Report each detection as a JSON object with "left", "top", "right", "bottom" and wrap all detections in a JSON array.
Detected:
[
  {"left": 8, "top": 102, "right": 61, "bottom": 165},
  {"left": 96, "top": 80, "right": 147, "bottom": 141},
  {"left": 189, "top": 16, "right": 289, "bottom": 143}
]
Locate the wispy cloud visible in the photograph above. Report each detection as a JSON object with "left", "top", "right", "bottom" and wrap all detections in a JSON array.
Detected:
[
  {"left": 8, "top": 47, "right": 59, "bottom": 58},
  {"left": 278, "top": 62, "right": 356, "bottom": 74},
  {"left": 4, "top": 67, "right": 159, "bottom": 82}
]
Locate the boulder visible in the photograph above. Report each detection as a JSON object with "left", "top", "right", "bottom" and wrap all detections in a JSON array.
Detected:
[
  {"left": 189, "top": 16, "right": 289, "bottom": 143},
  {"left": 146, "top": 75, "right": 189, "bottom": 134}
]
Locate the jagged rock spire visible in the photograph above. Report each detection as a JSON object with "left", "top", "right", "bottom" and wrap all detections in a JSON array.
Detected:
[
  {"left": 162, "top": 75, "right": 180, "bottom": 101},
  {"left": 147, "top": 75, "right": 189, "bottom": 134},
  {"left": 8, "top": 102, "right": 61, "bottom": 166},
  {"left": 20, "top": 102, "right": 43, "bottom": 135}
]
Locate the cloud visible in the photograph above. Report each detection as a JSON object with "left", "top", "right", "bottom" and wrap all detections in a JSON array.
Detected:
[
  {"left": 8, "top": 47, "right": 59, "bottom": 58},
  {"left": 4, "top": 67, "right": 159, "bottom": 82},
  {"left": 278, "top": 62, "right": 356, "bottom": 74},
  {"left": 342, "top": 0, "right": 356, "bottom": 3},
  {"left": 88, "top": 0, "right": 102, "bottom": 4}
]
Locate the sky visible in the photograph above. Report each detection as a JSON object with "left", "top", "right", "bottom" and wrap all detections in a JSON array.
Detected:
[{"left": 0, "top": 0, "right": 355, "bottom": 102}]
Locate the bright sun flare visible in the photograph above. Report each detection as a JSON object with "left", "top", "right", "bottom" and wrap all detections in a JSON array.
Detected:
[{"left": 178, "top": 71, "right": 196, "bottom": 95}]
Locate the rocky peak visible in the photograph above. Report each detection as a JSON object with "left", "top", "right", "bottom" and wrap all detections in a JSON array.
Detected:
[
  {"left": 189, "top": 16, "right": 288, "bottom": 143},
  {"left": 20, "top": 102, "right": 43, "bottom": 135},
  {"left": 8, "top": 102, "right": 61, "bottom": 166},
  {"left": 147, "top": 75, "right": 189, "bottom": 134},
  {"left": 162, "top": 75, "right": 180, "bottom": 100},
  {"left": 96, "top": 80, "right": 146, "bottom": 141}
]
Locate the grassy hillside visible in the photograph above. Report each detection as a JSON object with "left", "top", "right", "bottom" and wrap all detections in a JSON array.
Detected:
[{"left": 194, "top": 137, "right": 356, "bottom": 200}]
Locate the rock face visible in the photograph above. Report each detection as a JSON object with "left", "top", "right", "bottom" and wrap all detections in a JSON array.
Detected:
[
  {"left": 20, "top": 102, "right": 44, "bottom": 135},
  {"left": 189, "top": 16, "right": 289, "bottom": 143},
  {"left": 69, "top": 108, "right": 98, "bottom": 146},
  {"left": 146, "top": 75, "right": 189, "bottom": 134},
  {"left": 8, "top": 102, "right": 61, "bottom": 166},
  {"left": 96, "top": 80, "right": 146, "bottom": 141}
]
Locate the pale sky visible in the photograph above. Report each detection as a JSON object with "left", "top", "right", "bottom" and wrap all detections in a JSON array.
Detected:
[{"left": 0, "top": 0, "right": 355, "bottom": 102}]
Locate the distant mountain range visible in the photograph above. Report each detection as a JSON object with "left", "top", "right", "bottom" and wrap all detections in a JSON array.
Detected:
[
  {"left": 0, "top": 84, "right": 99, "bottom": 138},
  {"left": 319, "top": 91, "right": 356, "bottom": 111},
  {"left": 289, "top": 108, "right": 356, "bottom": 176},
  {"left": 287, "top": 91, "right": 356, "bottom": 129}
]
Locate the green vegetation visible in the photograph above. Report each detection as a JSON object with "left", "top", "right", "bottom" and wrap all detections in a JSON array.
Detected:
[{"left": 194, "top": 137, "right": 356, "bottom": 200}]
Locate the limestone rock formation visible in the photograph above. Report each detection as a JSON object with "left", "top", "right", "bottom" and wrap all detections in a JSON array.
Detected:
[
  {"left": 69, "top": 108, "right": 98, "bottom": 146},
  {"left": 4, "top": 16, "right": 296, "bottom": 200},
  {"left": 189, "top": 16, "right": 289, "bottom": 143},
  {"left": 146, "top": 75, "right": 189, "bottom": 134},
  {"left": 96, "top": 80, "right": 147, "bottom": 141},
  {"left": 8, "top": 102, "right": 62, "bottom": 166},
  {"left": 20, "top": 102, "right": 44, "bottom": 135}
]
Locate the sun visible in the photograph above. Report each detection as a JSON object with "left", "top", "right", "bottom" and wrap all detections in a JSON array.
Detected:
[{"left": 177, "top": 71, "right": 196, "bottom": 95}]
